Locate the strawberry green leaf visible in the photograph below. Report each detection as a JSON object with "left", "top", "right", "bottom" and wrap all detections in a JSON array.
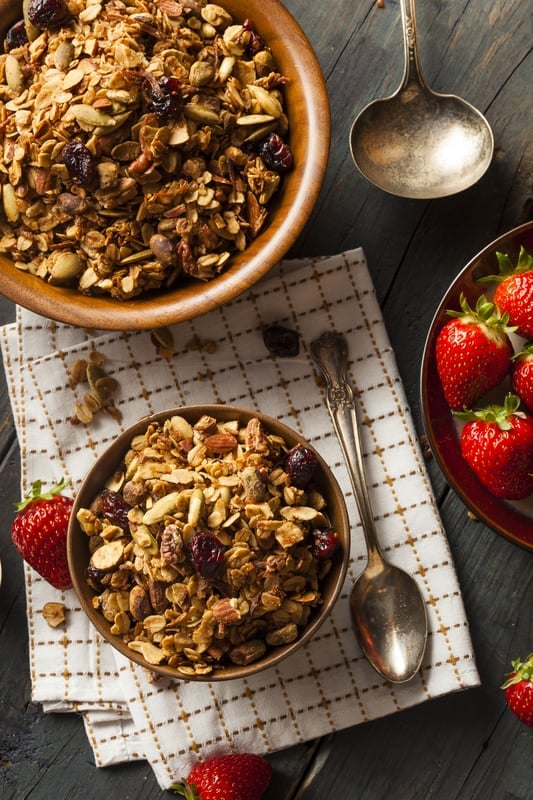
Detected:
[
  {"left": 169, "top": 780, "right": 201, "bottom": 799},
  {"left": 479, "top": 245, "right": 533, "bottom": 284},
  {"left": 512, "top": 342, "right": 533, "bottom": 361},
  {"left": 454, "top": 393, "right": 525, "bottom": 430},
  {"left": 446, "top": 293, "right": 516, "bottom": 335},
  {"left": 15, "top": 478, "right": 70, "bottom": 512},
  {"left": 501, "top": 653, "right": 533, "bottom": 689}
]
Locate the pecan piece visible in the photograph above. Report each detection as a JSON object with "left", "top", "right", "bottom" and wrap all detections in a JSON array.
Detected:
[
  {"left": 148, "top": 580, "right": 168, "bottom": 613},
  {"left": 229, "top": 638, "right": 267, "bottom": 666},
  {"left": 129, "top": 585, "right": 152, "bottom": 621}
]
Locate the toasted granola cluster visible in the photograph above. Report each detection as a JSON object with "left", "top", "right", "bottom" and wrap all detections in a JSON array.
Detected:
[
  {"left": 0, "top": 0, "right": 291, "bottom": 298},
  {"left": 76, "top": 413, "right": 341, "bottom": 676}
]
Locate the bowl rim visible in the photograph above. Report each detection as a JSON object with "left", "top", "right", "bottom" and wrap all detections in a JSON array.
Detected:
[
  {"left": 67, "top": 404, "right": 351, "bottom": 681},
  {"left": 0, "top": 0, "right": 331, "bottom": 330},
  {"left": 420, "top": 220, "right": 533, "bottom": 551}
]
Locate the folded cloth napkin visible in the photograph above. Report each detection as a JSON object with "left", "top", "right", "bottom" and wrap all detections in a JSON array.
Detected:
[{"left": 0, "top": 249, "right": 480, "bottom": 789}]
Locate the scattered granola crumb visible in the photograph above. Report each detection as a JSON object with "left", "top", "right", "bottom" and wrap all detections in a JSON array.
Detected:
[
  {"left": 419, "top": 434, "right": 432, "bottom": 460},
  {"left": 42, "top": 601, "right": 66, "bottom": 628},
  {"left": 186, "top": 335, "right": 218, "bottom": 354},
  {"left": 151, "top": 327, "right": 175, "bottom": 360},
  {"left": 68, "top": 350, "right": 121, "bottom": 425}
]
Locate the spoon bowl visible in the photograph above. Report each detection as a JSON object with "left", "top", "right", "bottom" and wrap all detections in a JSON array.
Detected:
[
  {"left": 311, "top": 332, "right": 427, "bottom": 683},
  {"left": 350, "top": 556, "right": 428, "bottom": 683},
  {"left": 350, "top": 0, "right": 494, "bottom": 199}
]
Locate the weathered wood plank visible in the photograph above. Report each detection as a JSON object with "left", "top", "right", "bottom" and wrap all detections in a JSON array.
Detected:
[{"left": 0, "top": 0, "right": 531, "bottom": 797}]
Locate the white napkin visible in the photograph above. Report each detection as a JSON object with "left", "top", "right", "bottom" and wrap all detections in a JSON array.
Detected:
[{"left": 1, "top": 249, "right": 480, "bottom": 789}]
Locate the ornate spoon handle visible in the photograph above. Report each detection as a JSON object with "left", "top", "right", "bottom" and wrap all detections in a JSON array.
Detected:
[
  {"left": 400, "top": 0, "right": 427, "bottom": 90},
  {"left": 310, "top": 332, "right": 382, "bottom": 562}
]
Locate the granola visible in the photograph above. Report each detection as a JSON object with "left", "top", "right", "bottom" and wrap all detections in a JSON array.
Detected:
[
  {"left": 0, "top": 1, "right": 291, "bottom": 299},
  {"left": 76, "top": 413, "right": 342, "bottom": 675},
  {"left": 68, "top": 347, "right": 122, "bottom": 424}
]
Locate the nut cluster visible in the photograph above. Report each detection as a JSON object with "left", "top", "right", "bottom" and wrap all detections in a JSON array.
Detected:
[
  {"left": 68, "top": 348, "right": 121, "bottom": 424},
  {"left": 0, "top": 0, "right": 291, "bottom": 299},
  {"left": 76, "top": 413, "right": 340, "bottom": 676}
]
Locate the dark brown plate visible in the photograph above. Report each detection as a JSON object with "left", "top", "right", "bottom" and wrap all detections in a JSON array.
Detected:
[
  {"left": 0, "top": 0, "right": 330, "bottom": 330},
  {"left": 421, "top": 221, "right": 533, "bottom": 551}
]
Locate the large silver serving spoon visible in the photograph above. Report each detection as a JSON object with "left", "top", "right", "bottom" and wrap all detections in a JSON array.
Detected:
[
  {"left": 349, "top": 0, "right": 494, "bottom": 199},
  {"left": 311, "top": 332, "right": 427, "bottom": 683}
]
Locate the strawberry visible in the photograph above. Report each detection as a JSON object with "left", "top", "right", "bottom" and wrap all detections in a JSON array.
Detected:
[
  {"left": 11, "top": 479, "right": 74, "bottom": 590},
  {"left": 455, "top": 393, "right": 533, "bottom": 499},
  {"left": 501, "top": 653, "right": 533, "bottom": 727},
  {"left": 479, "top": 246, "right": 533, "bottom": 338},
  {"left": 171, "top": 753, "right": 272, "bottom": 800},
  {"left": 511, "top": 343, "right": 533, "bottom": 414},
  {"left": 435, "top": 293, "right": 514, "bottom": 410}
]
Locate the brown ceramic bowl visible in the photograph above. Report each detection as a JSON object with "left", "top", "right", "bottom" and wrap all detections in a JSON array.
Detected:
[
  {"left": 0, "top": 1, "right": 330, "bottom": 330},
  {"left": 421, "top": 221, "right": 533, "bottom": 551},
  {"left": 67, "top": 405, "right": 350, "bottom": 680}
]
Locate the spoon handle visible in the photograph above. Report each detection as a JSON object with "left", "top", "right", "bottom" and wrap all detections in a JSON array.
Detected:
[
  {"left": 310, "top": 332, "right": 382, "bottom": 561},
  {"left": 400, "top": 0, "right": 426, "bottom": 90}
]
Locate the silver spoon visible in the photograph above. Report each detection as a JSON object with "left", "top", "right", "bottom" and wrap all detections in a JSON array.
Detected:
[
  {"left": 311, "top": 332, "right": 427, "bottom": 683},
  {"left": 349, "top": 0, "right": 494, "bottom": 199}
]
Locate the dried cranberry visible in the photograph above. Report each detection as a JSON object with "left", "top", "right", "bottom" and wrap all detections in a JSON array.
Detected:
[
  {"left": 187, "top": 531, "right": 225, "bottom": 579},
  {"left": 62, "top": 141, "right": 96, "bottom": 188},
  {"left": 86, "top": 563, "right": 106, "bottom": 589},
  {"left": 263, "top": 324, "right": 300, "bottom": 357},
  {"left": 258, "top": 133, "right": 293, "bottom": 173},
  {"left": 242, "top": 19, "right": 265, "bottom": 58},
  {"left": 146, "top": 76, "right": 182, "bottom": 122},
  {"left": 27, "top": 0, "right": 71, "bottom": 29},
  {"left": 99, "top": 489, "right": 131, "bottom": 533},
  {"left": 310, "top": 528, "right": 340, "bottom": 560},
  {"left": 285, "top": 445, "right": 318, "bottom": 488},
  {"left": 5, "top": 20, "right": 28, "bottom": 50}
]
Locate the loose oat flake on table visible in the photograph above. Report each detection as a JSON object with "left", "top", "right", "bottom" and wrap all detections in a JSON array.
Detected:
[
  {"left": 0, "top": 0, "right": 292, "bottom": 299},
  {"left": 77, "top": 413, "right": 341, "bottom": 676}
]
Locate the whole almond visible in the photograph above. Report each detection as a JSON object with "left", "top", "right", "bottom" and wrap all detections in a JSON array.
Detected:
[{"left": 204, "top": 433, "right": 238, "bottom": 454}]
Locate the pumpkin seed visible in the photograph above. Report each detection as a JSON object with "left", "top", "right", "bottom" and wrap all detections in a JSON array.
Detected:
[
  {"left": 54, "top": 41, "right": 75, "bottom": 71},
  {"left": 143, "top": 492, "right": 181, "bottom": 525},
  {"left": 236, "top": 113, "right": 276, "bottom": 126},
  {"left": 69, "top": 104, "right": 117, "bottom": 127},
  {"left": 2, "top": 184, "right": 19, "bottom": 223},
  {"left": 247, "top": 84, "right": 282, "bottom": 118},
  {"left": 47, "top": 251, "right": 82, "bottom": 284},
  {"left": 5, "top": 55, "right": 25, "bottom": 94},
  {"left": 183, "top": 103, "right": 221, "bottom": 125}
]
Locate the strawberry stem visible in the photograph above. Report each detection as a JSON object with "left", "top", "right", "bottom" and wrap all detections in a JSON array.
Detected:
[
  {"left": 446, "top": 293, "right": 516, "bottom": 335},
  {"left": 478, "top": 245, "right": 533, "bottom": 284},
  {"left": 169, "top": 780, "right": 201, "bottom": 799},
  {"left": 15, "top": 478, "right": 70, "bottom": 512},
  {"left": 501, "top": 653, "right": 533, "bottom": 689},
  {"left": 454, "top": 393, "right": 525, "bottom": 430}
]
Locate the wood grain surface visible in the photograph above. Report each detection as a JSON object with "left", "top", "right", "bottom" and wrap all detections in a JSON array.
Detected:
[{"left": 0, "top": 0, "right": 531, "bottom": 798}]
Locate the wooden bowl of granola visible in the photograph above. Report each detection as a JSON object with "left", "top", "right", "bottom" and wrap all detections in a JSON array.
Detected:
[
  {"left": 67, "top": 405, "right": 350, "bottom": 681},
  {"left": 0, "top": 0, "right": 330, "bottom": 330}
]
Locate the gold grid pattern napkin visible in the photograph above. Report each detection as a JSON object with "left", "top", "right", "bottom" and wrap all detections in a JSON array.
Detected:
[{"left": 0, "top": 249, "right": 479, "bottom": 789}]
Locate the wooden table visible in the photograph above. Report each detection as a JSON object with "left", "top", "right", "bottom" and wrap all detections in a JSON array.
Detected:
[{"left": 1, "top": 1, "right": 531, "bottom": 797}]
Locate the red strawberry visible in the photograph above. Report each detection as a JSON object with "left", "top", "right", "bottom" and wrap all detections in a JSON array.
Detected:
[
  {"left": 11, "top": 479, "right": 73, "bottom": 590},
  {"left": 511, "top": 343, "right": 533, "bottom": 414},
  {"left": 172, "top": 753, "right": 272, "bottom": 800},
  {"left": 456, "top": 393, "right": 533, "bottom": 499},
  {"left": 501, "top": 653, "right": 533, "bottom": 727},
  {"left": 435, "top": 293, "right": 514, "bottom": 410},
  {"left": 479, "top": 246, "right": 533, "bottom": 338}
]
